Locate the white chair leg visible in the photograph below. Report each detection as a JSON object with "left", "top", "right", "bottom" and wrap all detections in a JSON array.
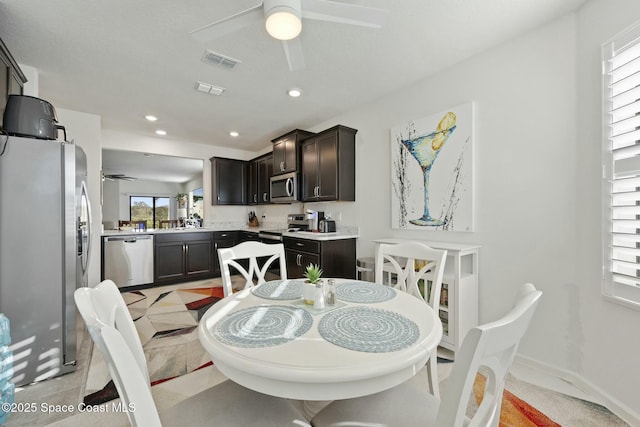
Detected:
[{"left": 426, "top": 349, "right": 440, "bottom": 398}]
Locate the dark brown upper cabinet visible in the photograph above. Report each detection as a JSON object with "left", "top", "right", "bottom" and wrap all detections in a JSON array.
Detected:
[
  {"left": 247, "top": 153, "right": 273, "bottom": 205},
  {"left": 0, "top": 38, "right": 27, "bottom": 126},
  {"left": 301, "top": 125, "right": 357, "bottom": 202},
  {"left": 271, "top": 129, "right": 314, "bottom": 175},
  {"left": 210, "top": 157, "right": 247, "bottom": 205}
]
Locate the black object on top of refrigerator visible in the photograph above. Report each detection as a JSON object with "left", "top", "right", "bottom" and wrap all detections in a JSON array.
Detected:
[
  {"left": 3, "top": 95, "right": 66, "bottom": 140},
  {"left": 0, "top": 125, "right": 91, "bottom": 385}
]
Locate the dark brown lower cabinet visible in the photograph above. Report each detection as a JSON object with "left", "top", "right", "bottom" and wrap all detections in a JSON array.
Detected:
[
  {"left": 155, "top": 232, "right": 214, "bottom": 284},
  {"left": 284, "top": 237, "right": 356, "bottom": 280}
]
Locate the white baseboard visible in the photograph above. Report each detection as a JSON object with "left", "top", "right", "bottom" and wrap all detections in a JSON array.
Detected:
[{"left": 513, "top": 354, "right": 640, "bottom": 426}]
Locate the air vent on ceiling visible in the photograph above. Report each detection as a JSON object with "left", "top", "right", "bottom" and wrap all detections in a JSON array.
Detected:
[
  {"left": 195, "top": 81, "right": 225, "bottom": 96},
  {"left": 202, "top": 50, "right": 241, "bottom": 70}
]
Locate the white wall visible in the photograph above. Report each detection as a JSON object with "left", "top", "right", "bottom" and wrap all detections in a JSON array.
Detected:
[
  {"left": 304, "top": 5, "right": 638, "bottom": 418},
  {"left": 56, "top": 108, "right": 102, "bottom": 288},
  {"left": 575, "top": 0, "right": 640, "bottom": 419}
]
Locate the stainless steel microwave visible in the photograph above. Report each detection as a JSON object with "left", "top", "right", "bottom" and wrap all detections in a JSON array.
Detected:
[{"left": 270, "top": 171, "right": 299, "bottom": 203}]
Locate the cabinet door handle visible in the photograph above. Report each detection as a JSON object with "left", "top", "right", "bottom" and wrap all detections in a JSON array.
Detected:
[
  {"left": 253, "top": 194, "right": 257, "bottom": 203},
  {"left": 263, "top": 193, "right": 268, "bottom": 202},
  {"left": 296, "top": 242, "right": 304, "bottom": 247},
  {"left": 280, "top": 161, "right": 285, "bottom": 172},
  {"left": 296, "top": 254, "right": 302, "bottom": 266}
]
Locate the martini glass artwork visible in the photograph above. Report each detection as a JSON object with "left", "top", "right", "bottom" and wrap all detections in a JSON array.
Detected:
[{"left": 401, "top": 112, "right": 457, "bottom": 226}]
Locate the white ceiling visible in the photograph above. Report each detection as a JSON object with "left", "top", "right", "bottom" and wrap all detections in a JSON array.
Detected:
[
  {"left": 0, "top": 0, "right": 586, "bottom": 153},
  {"left": 102, "top": 149, "right": 203, "bottom": 183}
]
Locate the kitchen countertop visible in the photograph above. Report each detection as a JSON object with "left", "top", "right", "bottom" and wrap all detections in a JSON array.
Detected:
[
  {"left": 101, "top": 227, "right": 359, "bottom": 241},
  {"left": 281, "top": 230, "right": 359, "bottom": 241}
]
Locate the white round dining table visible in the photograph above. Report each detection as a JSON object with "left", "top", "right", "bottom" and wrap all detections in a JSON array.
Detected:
[{"left": 198, "top": 279, "right": 442, "bottom": 401}]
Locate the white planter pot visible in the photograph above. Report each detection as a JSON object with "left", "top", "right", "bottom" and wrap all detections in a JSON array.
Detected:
[{"left": 302, "top": 283, "right": 316, "bottom": 305}]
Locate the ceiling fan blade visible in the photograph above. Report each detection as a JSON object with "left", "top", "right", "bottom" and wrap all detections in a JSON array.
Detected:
[
  {"left": 301, "top": 0, "right": 387, "bottom": 28},
  {"left": 283, "top": 38, "right": 306, "bottom": 71},
  {"left": 104, "top": 173, "right": 137, "bottom": 181},
  {"left": 190, "top": 3, "right": 264, "bottom": 42}
]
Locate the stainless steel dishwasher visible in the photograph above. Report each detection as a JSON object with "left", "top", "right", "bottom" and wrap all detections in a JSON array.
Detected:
[{"left": 104, "top": 235, "right": 154, "bottom": 287}]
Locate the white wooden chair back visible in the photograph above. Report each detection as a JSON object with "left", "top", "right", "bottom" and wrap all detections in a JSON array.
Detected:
[
  {"left": 310, "top": 283, "right": 542, "bottom": 427},
  {"left": 218, "top": 241, "right": 287, "bottom": 297},
  {"left": 435, "top": 283, "right": 542, "bottom": 426},
  {"left": 374, "top": 242, "right": 447, "bottom": 397},
  {"left": 74, "top": 279, "right": 149, "bottom": 384},
  {"left": 98, "top": 325, "right": 162, "bottom": 427},
  {"left": 375, "top": 242, "right": 447, "bottom": 312}
]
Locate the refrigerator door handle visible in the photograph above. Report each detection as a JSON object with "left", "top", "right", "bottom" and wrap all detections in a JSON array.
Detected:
[{"left": 80, "top": 180, "right": 92, "bottom": 276}]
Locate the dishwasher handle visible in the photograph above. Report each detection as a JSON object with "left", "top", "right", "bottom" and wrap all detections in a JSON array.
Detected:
[{"left": 106, "top": 235, "right": 153, "bottom": 243}]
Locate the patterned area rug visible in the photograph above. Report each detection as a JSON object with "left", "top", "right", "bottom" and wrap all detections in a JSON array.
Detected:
[{"left": 83, "top": 279, "right": 226, "bottom": 405}]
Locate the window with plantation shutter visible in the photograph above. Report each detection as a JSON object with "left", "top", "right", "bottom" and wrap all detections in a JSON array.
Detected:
[{"left": 603, "top": 22, "right": 640, "bottom": 308}]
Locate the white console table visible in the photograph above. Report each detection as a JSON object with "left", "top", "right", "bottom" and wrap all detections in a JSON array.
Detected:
[{"left": 373, "top": 238, "right": 480, "bottom": 355}]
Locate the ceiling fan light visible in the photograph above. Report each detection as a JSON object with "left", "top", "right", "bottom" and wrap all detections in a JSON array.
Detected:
[{"left": 265, "top": 8, "right": 301, "bottom": 40}]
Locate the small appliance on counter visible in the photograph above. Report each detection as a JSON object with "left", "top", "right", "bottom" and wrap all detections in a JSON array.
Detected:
[{"left": 319, "top": 218, "right": 337, "bottom": 233}]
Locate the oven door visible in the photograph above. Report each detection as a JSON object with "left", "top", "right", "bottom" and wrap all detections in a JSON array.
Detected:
[{"left": 270, "top": 172, "right": 298, "bottom": 203}]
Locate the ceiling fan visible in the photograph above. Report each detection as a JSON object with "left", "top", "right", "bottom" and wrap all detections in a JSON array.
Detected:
[
  {"left": 190, "top": 0, "right": 387, "bottom": 71},
  {"left": 102, "top": 173, "right": 137, "bottom": 181}
]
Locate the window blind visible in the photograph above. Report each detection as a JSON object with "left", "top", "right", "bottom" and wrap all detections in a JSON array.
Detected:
[{"left": 603, "top": 23, "right": 640, "bottom": 307}]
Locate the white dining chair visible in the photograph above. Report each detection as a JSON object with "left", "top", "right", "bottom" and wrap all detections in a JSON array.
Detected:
[
  {"left": 75, "top": 280, "right": 310, "bottom": 427},
  {"left": 96, "top": 324, "right": 311, "bottom": 427},
  {"left": 218, "top": 241, "right": 287, "bottom": 297},
  {"left": 74, "top": 279, "right": 149, "bottom": 384},
  {"left": 311, "top": 283, "right": 542, "bottom": 427},
  {"left": 375, "top": 241, "right": 447, "bottom": 397}
]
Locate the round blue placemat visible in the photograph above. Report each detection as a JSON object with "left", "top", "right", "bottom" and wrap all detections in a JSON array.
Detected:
[
  {"left": 214, "top": 305, "right": 313, "bottom": 348},
  {"left": 252, "top": 279, "right": 305, "bottom": 300},
  {"left": 318, "top": 306, "right": 419, "bottom": 353},
  {"left": 335, "top": 281, "right": 396, "bottom": 303}
]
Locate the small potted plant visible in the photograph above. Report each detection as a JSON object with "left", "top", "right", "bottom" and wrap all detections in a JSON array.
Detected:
[
  {"left": 175, "top": 193, "right": 188, "bottom": 209},
  {"left": 302, "top": 263, "right": 323, "bottom": 304}
]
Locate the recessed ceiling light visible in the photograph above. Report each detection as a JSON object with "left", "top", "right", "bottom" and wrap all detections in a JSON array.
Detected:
[
  {"left": 288, "top": 88, "right": 302, "bottom": 97},
  {"left": 230, "top": 131, "right": 239, "bottom": 137},
  {"left": 155, "top": 130, "right": 167, "bottom": 136},
  {"left": 145, "top": 115, "right": 158, "bottom": 122}
]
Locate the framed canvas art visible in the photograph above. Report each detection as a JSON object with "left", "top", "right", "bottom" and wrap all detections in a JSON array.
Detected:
[{"left": 391, "top": 102, "right": 474, "bottom": 231}]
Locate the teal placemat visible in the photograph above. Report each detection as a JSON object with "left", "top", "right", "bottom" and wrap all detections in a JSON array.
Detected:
[
  {"left": 214, "top": 305, "right": 313, "bottom": 348},
  {"left": 318, "top": 306, "right": 419, "bottom": 353},
  {"left": 335, "top": 281, "right": 396, "bottom": 303},
  {"left": 252, "top": 279, "right": 305, "bottom": 300}
]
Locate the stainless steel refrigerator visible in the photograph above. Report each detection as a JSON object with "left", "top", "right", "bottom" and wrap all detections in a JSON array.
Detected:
[{"left": 0, "top": 135, "right": 92, "bottom": 386}]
